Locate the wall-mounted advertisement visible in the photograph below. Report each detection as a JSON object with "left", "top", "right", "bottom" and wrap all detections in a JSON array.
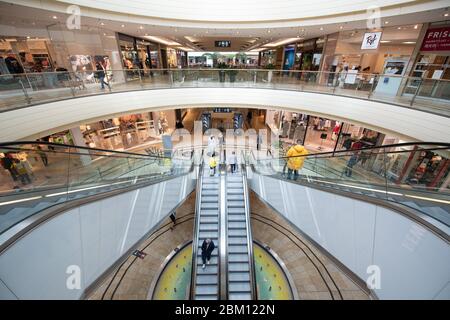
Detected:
[{"left": 361, "top": 32, "right": 382, "bottom": 50}]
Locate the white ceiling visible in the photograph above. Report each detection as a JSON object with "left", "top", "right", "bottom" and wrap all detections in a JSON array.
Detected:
[{"left": 0, "top": 1, "right": 449, "bottom": 51}]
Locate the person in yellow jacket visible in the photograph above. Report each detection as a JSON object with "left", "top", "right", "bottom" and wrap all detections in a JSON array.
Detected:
[
  {"left": 209, "top": 156, "right": 217, "bottom": 176},
  {"left": 286, "top": 143, "right": 308, "bottom": 180}
]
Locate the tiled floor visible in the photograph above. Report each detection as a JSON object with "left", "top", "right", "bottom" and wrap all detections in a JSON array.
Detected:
[
  {"left": 88, "top": 192, "right": 196, "bottom": 300},
  {"left": 249, "top": 191, "right": 372, "bottom": 300}
]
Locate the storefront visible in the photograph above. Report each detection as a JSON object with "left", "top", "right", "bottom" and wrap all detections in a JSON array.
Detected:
[
  {"left": 0, "top": 37, "right": 53, "bottom": 74},
  {"left": 404, "top": 22, "right": 450, "bottom": 100},
  {"left": 320, "top": 25, "right": 421, "bottom": 92},
  {"left": 294, "top": 37, "right": 324, "bottom": 72},
  {"left": 265, "top": 109, "right": 387, "bottom": 154},
  {"left": 260, "top": 49, "right": 277, "bottom": 67},
  {"left": 119, "top": 33, "right": 166, "bottom": 70},
  {"left": 78, "top": 109, "right": 176, "bottom": 151}
]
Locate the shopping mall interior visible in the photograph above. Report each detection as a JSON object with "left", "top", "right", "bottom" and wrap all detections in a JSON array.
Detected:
[{"left": 0, "top": 0, "right": 449, "bottom": 305}]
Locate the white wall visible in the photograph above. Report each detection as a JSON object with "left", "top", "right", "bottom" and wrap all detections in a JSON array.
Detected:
[
  {"left": 248, "top": 171, "right": 450, "bottom": 299},
  {"left": 1, "top": 88, "right": 449, "bottom": 143},
  {"left": 0, "top": 173, "right": 196, "bottom": 299}
]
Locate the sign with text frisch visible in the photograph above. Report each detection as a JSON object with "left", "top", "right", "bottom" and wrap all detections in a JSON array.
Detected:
[
  {"left": 361, "top": 32, "right": 382, "bottom": 50},
  {"left": 421, "top": 27, "right": 450, "bottom": 52}
]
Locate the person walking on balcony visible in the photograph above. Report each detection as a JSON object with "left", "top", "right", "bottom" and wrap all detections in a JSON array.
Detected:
[
  {"left": 201, "top": 238, "right": 215, "bottom": 269},
  {"left": 95, "top": 61, "right": 109, "bottom": 90},
  {"left": 286, "top": 142, "right": 308, "bottom": 180}
]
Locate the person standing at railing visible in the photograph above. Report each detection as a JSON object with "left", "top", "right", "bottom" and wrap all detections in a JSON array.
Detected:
[
  {"left": 344, "top": 153, "right": 359, "bottom": 178},
  {"left": 36, "top": 145, "right": 48, "bottom": 167},
  {"left": 0, "top": 153, "right": 19, "bottom": 186},
  {"left": 286, "top": 142, "right": 308, "bottom": 180}
]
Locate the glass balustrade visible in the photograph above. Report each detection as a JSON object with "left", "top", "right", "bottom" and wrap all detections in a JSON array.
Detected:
[
  {"left": 247, "top": 143, "right": 450, "bottom": 227},
  {"left": 0, "top": 142, "right": 193, "bottom": 235},
  {"left": 0, "top": 69, "right": 449, "bottom": 116}
]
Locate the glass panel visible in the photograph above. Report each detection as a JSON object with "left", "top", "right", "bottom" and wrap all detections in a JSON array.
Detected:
[
  {"left": 0, "top": 143, "right": 71, "bottom": 233},
  {"left": 0, "top": 69, "right": 449, "bottom": 116},
  {"left": 0, "top": 142, "right": 193, "bottom": 235},
  {"left": 251, "top": 143, "right": 450, "bottom": 227}
]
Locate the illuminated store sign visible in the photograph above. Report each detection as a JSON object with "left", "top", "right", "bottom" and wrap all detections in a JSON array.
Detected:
[{"left": 421, "top": 27, "right": 450, "bottom": 51}]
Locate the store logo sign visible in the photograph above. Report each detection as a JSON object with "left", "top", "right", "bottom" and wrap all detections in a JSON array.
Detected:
[
  {"left": 361, "top": 32, "right": 382, "bottom": 50},
  {"left": 66, "top": 5, "right": 81, "bottom": 30},
  {"left": 421, "top": 27, "right": 450, "bottom": 51}
]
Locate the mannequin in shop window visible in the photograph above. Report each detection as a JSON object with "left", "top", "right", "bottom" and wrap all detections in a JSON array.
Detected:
[{"left": 332, "top": 123, "right": 340, "bottom": 141}]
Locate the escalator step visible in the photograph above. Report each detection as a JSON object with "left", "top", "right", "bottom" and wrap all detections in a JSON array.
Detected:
[{"left": 229, "top": 272, "right": 250, "bottom": 282}]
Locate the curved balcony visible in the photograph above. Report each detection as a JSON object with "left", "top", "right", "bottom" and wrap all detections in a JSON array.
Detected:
[{"left": 1, "top": 69, "right": 449, "bottom": 117}]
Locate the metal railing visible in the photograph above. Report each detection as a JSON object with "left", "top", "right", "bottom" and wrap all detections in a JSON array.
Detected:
[
  {"left": 1, "top": 68, "right": 449, "bottom": 116},
  {"left": 241, "top": 163, "right": 258, "bottom": 300},
  {"left": 189, "top": 157, "right": 204, "bottom": 300}
]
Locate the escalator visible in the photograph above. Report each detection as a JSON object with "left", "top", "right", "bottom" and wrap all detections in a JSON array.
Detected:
[
  {"left": 191, "top": 165, "right": 221, "bottom": 300},
  {"left": 225, "top": 169, "right": 255, "bottom": 300},
  {"left": 191, "top": 157, "right": 257, "bottom": 300}
]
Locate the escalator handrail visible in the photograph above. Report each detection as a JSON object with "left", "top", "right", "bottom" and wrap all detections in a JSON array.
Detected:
[
  {"left": 241, "top": 162, "right": 258, "bottom": 300},
  {"left": 0, "top": 140, "right": 172, "bottom": 159},
  {"left": 247, "top": 163, "right": 450, "bottom": 240},
  {"left": 189, "top": 151, "right": 204, "bottom": 299},
  {"left": 0, "top": 163, "right": 197, "bottom": 254},
  {"left": 219, "top": 171, "right": 228, "bottom": 300},
  {"left": 254, "top": 141, "right": 450, "bottom": 161}
]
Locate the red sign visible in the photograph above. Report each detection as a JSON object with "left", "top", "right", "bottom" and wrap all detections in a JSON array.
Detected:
[{"left": 421, "top": 27, "right": 450, "bottom": 52}]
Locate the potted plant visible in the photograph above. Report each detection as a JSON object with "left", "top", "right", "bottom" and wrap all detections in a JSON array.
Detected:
[
  {"left": 265, "top": 63, "right": 275, "bottom": 83},
  {"left": 217, "top": 62, "right": 228, "bottom": 82}
]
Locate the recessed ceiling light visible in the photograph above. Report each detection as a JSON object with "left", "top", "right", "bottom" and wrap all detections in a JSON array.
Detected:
[
  {"left": 139, "top": 26, "right": 144, "bottom": 29},
  {"left": 267, "top": 29, "right": 271, "bottom": 33},
  {"left": 414, "top": 25, "right": 418, "bottom": 29},
  {"left": 121, "top": 24, "right": 125, "bottom": 28},
  {"left": 100, "top": 22, "right": 105, "bottom": 26},
  {"left": 384, "top": 21, "right": 389, "bottom": 24},
  {"left": 339, "top": 26, "right": 343, "bottom": 30},
  {"left": 444, "top": 13, "right": 449, "bottom": 17},
  {"left": 26, "top": 36, "right": 30, "bottom": 39},
  {"left": 52, "top": 16, "right": 57, "bottom": 19},
  {"left": 320, "top": 27, "right": 324, "bottom": 31}
]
